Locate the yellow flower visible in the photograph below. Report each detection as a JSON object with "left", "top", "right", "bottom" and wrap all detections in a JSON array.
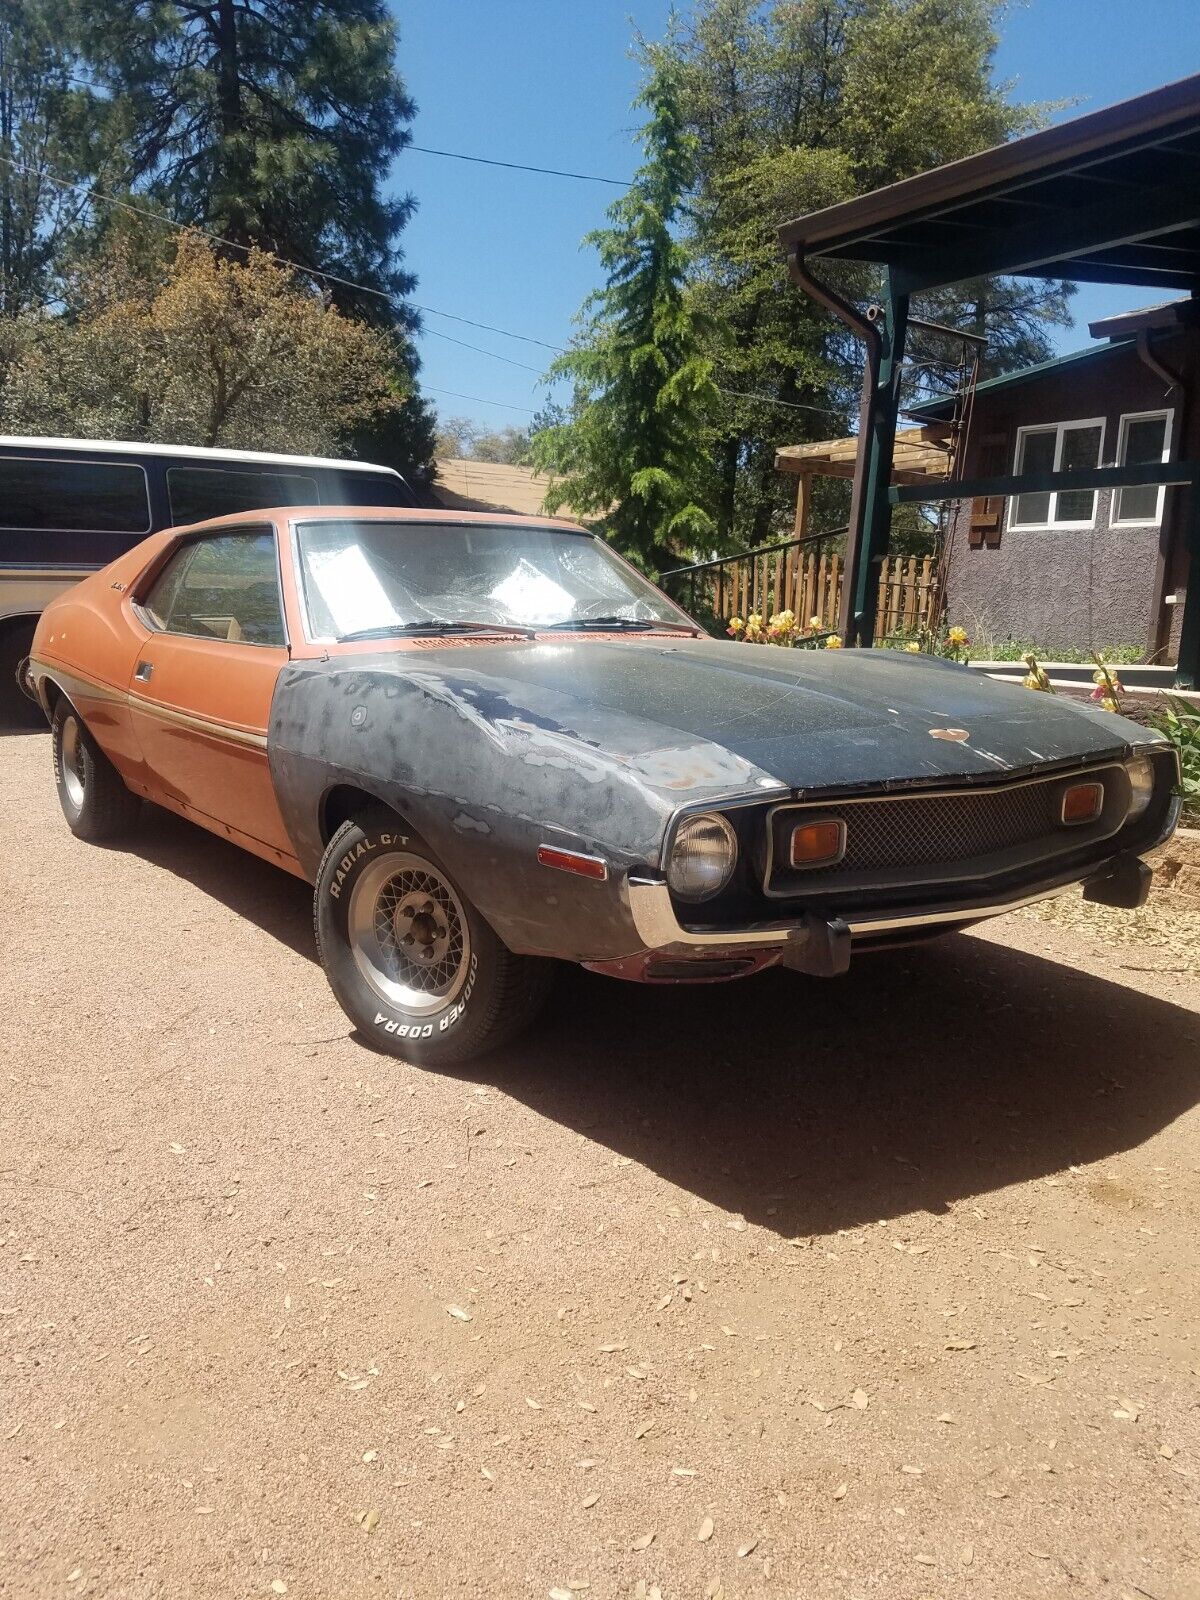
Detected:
[
  {"left": 809, "top": 615, "right": 823, "bottom": 630},
  {"left": 1100, "top": 695, "right": 1120, "bottom": 713},
  {"left": 947, "top": 625, "right": 969, "bottom": 647},
  {"left": 727, "top": 616, "right": 744, "bottom": 637},
  {"left": 904, "top": 641, "right": 921, "bottom": 653},
  {"left": 824, "top": 633, "right": 843, "bottom": 650},
  {"left": 1091, "top": 667, "right": 1107, "bottom": 685},
  {"left": 1022, "top": 673, "right": 1045, "bottom": 691}
]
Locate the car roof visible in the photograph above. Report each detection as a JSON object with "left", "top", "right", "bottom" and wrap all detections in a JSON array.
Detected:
[
  {"left": 0, "top": 434, "right": 403, "bottom": 475},
  {"left": 167, "top": 504, "right": 593, "bottom": 536}
]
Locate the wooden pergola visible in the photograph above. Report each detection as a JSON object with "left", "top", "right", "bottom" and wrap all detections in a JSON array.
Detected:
[{"left": 775, "top": 422, "right": 955, "bottom": 536}]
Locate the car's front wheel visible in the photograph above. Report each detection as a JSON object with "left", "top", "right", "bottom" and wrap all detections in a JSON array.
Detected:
[
  {"left": 314, "top": 809, "right": 554, "bottom": 1065},
  {"left": 52, "top": 700, "right": 141, "bottom": 841}
]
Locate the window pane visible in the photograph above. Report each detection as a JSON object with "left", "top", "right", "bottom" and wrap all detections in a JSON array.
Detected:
[
  {"left": 0, "top": 457, "right": 150, "bottom": 532},
  {"left": 142, "top": 546, "right": 199, "bottom": 630},
  {"left": 1056, "top": 424, "right": 1101, "bottom": 523},
  {"left": 1013, "top": 430, "right": 1055, "bottom": 525},
  {"left": 153, "top": 532, "right": 285, "bottom": 645},
  {"left": 296, "top": 519, "right": 684, "bottom": 638},
  {"left": 168, "top": 467, "right": 318, "bottom": 525},
  {"left": 1013, "top": 490, "right": 1051, "bottom": 525},
  {"left": 1115, "top": 415, "right": 1168, "bottom": 522}
]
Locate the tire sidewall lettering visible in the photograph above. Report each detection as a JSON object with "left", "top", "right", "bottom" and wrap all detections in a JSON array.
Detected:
[
  {"left": 326, "top": 829, "right": 409, "bottom": 901},
  {"left": 369, "top": 952, "right": 477, "bottom": 1037}
]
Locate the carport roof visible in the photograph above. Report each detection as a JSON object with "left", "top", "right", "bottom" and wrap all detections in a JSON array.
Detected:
[{"left": 778, "top": 73, "right": 1200, "bottom": 294}]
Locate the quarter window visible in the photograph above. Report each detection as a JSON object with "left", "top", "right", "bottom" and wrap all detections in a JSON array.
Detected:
[
  {"left": 167, "top": 466, "right": 319, "bottom": 525},
  {"left": 1010, "top": 420, "right": 1104, "bottom": 530},
  {"left": 1113, "top": 411, "right": 1172, "bottom": 525},
  {"left": 141, "top": 531, "right": 286, "bottom": 646},
  {"left": 0, "top": 457, "right": 150, "bottom": 532}
]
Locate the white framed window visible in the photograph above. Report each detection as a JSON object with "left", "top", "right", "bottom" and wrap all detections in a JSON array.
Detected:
[
  {"left": 1112, "top": 409, "right": 1173, "bottom": 526},
  {"left": 1008, "top": 417, "right": 1106, "bottom": 531}
]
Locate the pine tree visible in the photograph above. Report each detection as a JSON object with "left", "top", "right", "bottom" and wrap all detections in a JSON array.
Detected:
[
  {"left": 0, "top": 0, "right": 100, "bottom": 317},
  {"left": 532, "top": 57, "right": 719, "bottom": 574}
]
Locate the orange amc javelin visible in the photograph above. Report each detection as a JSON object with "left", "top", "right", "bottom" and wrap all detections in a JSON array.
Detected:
[{"left": 26, "top": 505, "right": 1180, "bottom": 1065}]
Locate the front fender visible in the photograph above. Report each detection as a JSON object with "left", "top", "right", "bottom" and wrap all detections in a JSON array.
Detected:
[{"left": 267, "top": 660, "right": 676, "bottom": 960}]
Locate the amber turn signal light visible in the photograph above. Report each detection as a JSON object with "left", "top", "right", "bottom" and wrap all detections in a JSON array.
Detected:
[
  {"left": 537, "top": 844, "right": 608, "bottom": 881},
  {"left": 1060, "top": 781, "right": 1104, "bottom": 825},
  {"left": 789, "top": 818, "right": 846, "bottom": 868}
]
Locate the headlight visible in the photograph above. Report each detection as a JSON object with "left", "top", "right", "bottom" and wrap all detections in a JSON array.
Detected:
[
  {"left": 666, "top": 812, "right": 738, "bottom": 901},
  {"left": 1125, "top": 754, "right": 1155, "bottom": 821}
]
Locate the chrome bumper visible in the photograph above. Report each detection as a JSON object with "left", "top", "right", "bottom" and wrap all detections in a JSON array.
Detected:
[{"left": 625, "top": 798, "right": 1181, "bottom": 956}]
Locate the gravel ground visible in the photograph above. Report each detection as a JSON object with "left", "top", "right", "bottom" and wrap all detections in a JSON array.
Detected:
[{"left": 2, "top": 726, "right": 1199, "bottom": 1600}]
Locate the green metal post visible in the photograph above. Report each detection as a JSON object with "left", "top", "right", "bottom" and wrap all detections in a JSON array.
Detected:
[
  {"left": 1175, "top": 482, "right": 1200, "bottom": 689},
  {"left": 850, "top": 273, "right": 909, "bottom": 646}
]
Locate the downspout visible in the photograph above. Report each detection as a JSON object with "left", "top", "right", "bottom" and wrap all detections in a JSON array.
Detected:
[
  {"left": 1134, "top": 329, "right": 1187, "bottom": 660},
  {"left": 786, "top": 251, "right": 882, "bottom": 643}
]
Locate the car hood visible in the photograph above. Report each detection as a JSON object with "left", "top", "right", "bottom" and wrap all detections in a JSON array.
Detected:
[{"left": 364, "top": 635, "right": 1141, "bottom": 802}]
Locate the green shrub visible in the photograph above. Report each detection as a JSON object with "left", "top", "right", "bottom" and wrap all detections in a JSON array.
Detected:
[{"left": 1149, "top": 696, "right": 1200, "bottom": 826}]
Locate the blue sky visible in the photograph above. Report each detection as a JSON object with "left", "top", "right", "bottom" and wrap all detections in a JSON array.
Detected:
[{"left": 390, "top": 0, "right": 1200, "bottom": 435}]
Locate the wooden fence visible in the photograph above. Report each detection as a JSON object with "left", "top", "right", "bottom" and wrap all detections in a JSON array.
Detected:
[{"left": 665, "top": 534, "right": 941, "bottom": 643}]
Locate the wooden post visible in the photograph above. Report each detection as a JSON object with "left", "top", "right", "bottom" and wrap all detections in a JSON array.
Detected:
[{"left": 793, "top": 472, "right": 812, "bottom": 539}]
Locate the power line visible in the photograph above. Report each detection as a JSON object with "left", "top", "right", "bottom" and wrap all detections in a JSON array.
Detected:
[
  {"left": 408, "top": 145, "right": 630, "bottom": 187},
  {"left": 0, "top": 150, "right": 564, "bottom": 365},
  {"left": 716, "top": 386, "right": 848, "bottom": 424},
  {"left": 0, "top": 151, "right": 853, "bottom": 427},
  {"left": 419, "top": 327, "right": 542, "bottom": 372},
  {"left": 423, "top": 386, "right": 536, "bottom": 414},
  {"left": 411, "top": 303, "right": 563, "bottom": 352}
]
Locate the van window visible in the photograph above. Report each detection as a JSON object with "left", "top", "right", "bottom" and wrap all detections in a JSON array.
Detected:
[
  {"left": 167, "top": 466, "right": 319, "bottom": 525},
  {"left": 0, "top": 457, "right": 150, "bottom": 532},
  {"left": 142, "top": 531, "right": 286, "bottom": 646}
]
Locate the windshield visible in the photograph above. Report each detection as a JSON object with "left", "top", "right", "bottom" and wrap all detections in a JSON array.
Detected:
[{"left": 294, "top": 518, "right": 692, "bottom": 639}]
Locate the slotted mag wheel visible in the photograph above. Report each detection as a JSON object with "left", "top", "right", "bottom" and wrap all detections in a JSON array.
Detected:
[{"left": 347, "top": 852, "right": 471, "bottom": 1014}]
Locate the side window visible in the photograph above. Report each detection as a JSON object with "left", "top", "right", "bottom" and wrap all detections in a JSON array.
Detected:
[
  {"left": 142, "top": 531, "right": 286, "bottom": 646},
  {"left": 0, "top": 457, "right": 150, "bottom": 532},
  {"left": 1114, "top": 412, "right": 1172, "bottom": 525},
  {"left": 167, "top": 467, "right": 318, "bottom": 525}
]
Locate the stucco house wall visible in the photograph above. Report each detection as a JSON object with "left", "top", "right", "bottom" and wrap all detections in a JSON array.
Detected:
[{"left": 939, "top": 328, "right": 1197, "bottom": 661}]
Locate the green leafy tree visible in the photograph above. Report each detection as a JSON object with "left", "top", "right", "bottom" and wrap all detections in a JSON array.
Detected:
[
  {"left": 659, "top": 0, "right": 1075, "bottom": 547},
  {"left": 532, "top": 59, "right": 719, "bottom": 573},
  {"left": 1, "top": 229, "right": 401, "bottom": 451}
]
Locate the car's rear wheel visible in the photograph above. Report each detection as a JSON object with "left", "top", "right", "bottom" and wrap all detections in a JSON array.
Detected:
[
  {"left": 52, "top": 701, "right": 141, "bottom": 841},
  {"left": 314, "top": 808, "right": 554, "bottom": 1065}
]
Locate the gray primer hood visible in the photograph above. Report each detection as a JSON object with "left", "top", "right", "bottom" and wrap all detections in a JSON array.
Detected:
[{"left": 382, "top": 635, "right": 1139, "bottom": 795}]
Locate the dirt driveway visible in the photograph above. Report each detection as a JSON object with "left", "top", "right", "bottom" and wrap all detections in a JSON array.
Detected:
[{"left": 2, "top": 726, "right": 1198, "bottom": 1600}]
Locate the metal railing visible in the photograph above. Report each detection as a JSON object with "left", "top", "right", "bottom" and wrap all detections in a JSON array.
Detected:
[{"left": 662, "top": 527, "right": 847, "bottom": 630}]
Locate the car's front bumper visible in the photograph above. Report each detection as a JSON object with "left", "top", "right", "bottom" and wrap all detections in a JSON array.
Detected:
[{"left": 597, "top": 797, "right": 1182, "bottom": 982}]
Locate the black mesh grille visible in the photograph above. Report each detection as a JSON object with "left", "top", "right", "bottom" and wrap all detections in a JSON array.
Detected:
[{"left": 768, "top": 770, "right": 1116, "bottom": 894}]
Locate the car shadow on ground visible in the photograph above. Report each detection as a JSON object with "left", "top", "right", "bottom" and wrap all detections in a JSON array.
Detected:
[{"left": 113, "top": 800, "right": 1200, "bottom": 1237}]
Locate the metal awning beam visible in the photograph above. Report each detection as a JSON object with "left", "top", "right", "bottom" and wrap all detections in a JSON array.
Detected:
[
  {"left": 890, "top": 183, "right": 1199, "bottom": 294},
  {"left": 891, "top": 458, "right": 1200, "bottom": 506}
]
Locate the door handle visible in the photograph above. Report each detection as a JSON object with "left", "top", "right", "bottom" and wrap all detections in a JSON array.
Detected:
[{"left": 134, "top": 661, "right": 153, "bottom": 682}]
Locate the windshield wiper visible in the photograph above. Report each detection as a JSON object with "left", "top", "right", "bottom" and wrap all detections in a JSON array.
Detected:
[
  {"left": 542, "top": 616, "right": 697, "bottom": 633},
  {"left": 337, "top": 620, "right": 536, "bottom": 643}
]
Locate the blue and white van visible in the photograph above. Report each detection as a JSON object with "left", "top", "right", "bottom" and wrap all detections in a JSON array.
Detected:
[{"left": 1, "top": 435, "right": 415, "bottom": 714}]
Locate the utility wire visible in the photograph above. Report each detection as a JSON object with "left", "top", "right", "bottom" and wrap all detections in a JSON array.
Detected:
[
  {"left": 420, "top": 327, "right": 542, "bottom": 372},
  {"left": 0, "top": 150, "right": 854, "bottom": 427},
  {"left": 408, "top": 144, "right": 630, "bottom": 186},
  {"left": 423, "top": 386, "right": 536, "bottom": 414}
]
